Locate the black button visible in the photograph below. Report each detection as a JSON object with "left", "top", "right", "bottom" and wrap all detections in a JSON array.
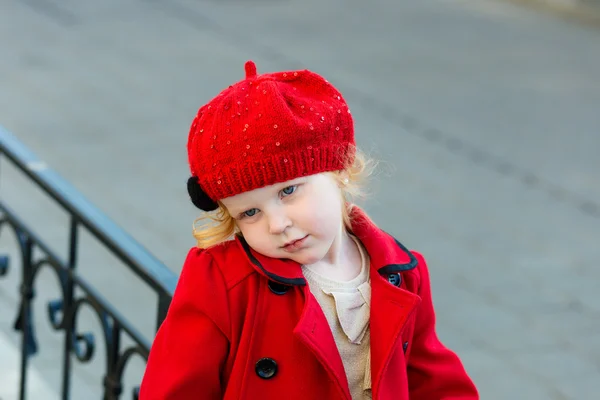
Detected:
[
  {"left": 255, "top": 358, "right": 278, "bottom": 379},
  {"left": 403, "top": 341, "right": 409, "bottom": 353},
  {"left": 268, "top": 280, "right": 290, "bottom": 295},
  {"left": 388, "top": 273, "right": 401, "bottom": 287}
]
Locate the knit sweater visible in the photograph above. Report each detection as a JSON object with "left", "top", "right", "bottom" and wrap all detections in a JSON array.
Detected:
[{"left": 302, "top": 235, "right": 372, "bottom": 399}]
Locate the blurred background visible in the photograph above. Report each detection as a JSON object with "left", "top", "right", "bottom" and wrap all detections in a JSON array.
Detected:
[{"left": 1, "top": 0, "right": 599, "bottom": 399}]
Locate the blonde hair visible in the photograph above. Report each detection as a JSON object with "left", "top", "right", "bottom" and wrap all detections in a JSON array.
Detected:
[{"left": 192, "top": 147, "right": 377, "bottom": 249}]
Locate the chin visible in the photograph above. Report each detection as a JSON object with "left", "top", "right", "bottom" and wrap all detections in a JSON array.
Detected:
[{"left": 288, "top": 251, "right": 324, "bottom": 266}]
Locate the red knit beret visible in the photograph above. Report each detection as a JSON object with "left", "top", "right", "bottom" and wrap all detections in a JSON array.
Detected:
[{"left": 187, "top": 60, "right": 355, "bottom": 211}]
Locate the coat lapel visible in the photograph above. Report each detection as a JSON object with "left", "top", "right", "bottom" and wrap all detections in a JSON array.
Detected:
[
  {"left": 293, "top": 285, "right": 352, "bottom": 399},
  {"left": 350, "top": 208, "right": 422, "bottom": 395},
  {"left": 236, "top": 235, "right": 305, "bottom": 285},
  {"left": 370, "top": 275, "right": 421, "bottom": 395}
]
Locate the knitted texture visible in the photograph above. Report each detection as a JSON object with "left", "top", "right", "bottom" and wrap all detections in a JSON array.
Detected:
[{"left": 187, "top": 61, "right": 355, "bottom": 206}]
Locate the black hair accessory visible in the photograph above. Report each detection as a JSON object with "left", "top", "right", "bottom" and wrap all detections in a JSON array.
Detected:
[{"left": 187, "top": 176, "right": 218, "bottom": 211}]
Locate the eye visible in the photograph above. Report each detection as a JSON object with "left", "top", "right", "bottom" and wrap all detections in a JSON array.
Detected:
[
  {"left": 241, "top": 208, "right": 259, "bottom": 218},
  {"left": 281, "top": 185, "right": 297, "bottom": 197}
]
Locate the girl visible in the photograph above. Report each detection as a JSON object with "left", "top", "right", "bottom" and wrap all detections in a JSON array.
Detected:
[{"left": 139, "top": 61, "right": 478, "bottom": 399}]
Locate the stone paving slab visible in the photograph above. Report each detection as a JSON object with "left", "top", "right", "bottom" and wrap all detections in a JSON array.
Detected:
[
  {"left": 0, "top": 337, "right": 58, "bottom": 400},
  {"left": 0, "top": 0, "right": 599, "bottom": 398},
  {"left": 503, "top": 0, "right": 600, "bottom": 27}
]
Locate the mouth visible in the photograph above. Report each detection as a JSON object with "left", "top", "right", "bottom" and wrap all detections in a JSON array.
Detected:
[{"left": 282, "top": 235, "right": 309, "bottom": 251}]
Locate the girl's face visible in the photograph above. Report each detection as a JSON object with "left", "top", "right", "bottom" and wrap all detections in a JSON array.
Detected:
[{"left": 220, "top": 173, "right": 345, "bottom": 266}]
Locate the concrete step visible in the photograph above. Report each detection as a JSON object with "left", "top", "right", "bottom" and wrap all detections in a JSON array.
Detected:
[{"left": 0, "top": 274, "right": 104, "bottom": 400}]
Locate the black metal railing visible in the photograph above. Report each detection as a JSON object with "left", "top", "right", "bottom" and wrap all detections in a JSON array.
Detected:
[{"left": 0, "top": 126, "right": 178, "bottom": 400}]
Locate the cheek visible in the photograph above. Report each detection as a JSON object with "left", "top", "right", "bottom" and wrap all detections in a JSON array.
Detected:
[
  {"left": 239, "top": 223, "right": 268, "bottom": 248},
  {"left": 299, "top": 188, "right": 343, "bottom": 234}
]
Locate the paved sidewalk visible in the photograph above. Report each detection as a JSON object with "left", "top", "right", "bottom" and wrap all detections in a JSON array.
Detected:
[
  {"left": 0, "top": 331, "right": 59, "bottom": 400},
  {"left": 505, "top": 0, "right": 600, "bottom": 26}
]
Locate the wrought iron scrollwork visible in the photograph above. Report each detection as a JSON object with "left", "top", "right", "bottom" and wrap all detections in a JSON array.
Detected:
[
  {"left": 0, "top": 128, "right": 178, "bottom": 400},
  {"left": 0, "top": 212, "right": 153, "bottom": 400},
  {"left": 0, "top": 254, "right": 9, "bottom": 276}
]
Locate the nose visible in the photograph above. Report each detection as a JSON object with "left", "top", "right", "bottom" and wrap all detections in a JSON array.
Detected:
[{"left": 267, "top": 210, "right": 292, "bottom": 235}]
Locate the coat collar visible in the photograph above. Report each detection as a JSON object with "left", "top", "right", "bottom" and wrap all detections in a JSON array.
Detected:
[{"left": 235, "top": 206, "right": 417, "bottom": 285}]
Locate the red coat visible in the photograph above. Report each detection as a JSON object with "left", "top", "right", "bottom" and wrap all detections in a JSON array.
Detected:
[{"left": 140, "top": 209, "right": 478, "bottom": 399}]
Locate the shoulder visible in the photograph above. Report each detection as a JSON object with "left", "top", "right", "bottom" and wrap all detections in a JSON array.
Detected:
[
  {"left": 181, "top": 239, "right": 256, "bottom": 292},
  {"left": 171, "top": 241, "right": 257, "bottom": 334}
]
